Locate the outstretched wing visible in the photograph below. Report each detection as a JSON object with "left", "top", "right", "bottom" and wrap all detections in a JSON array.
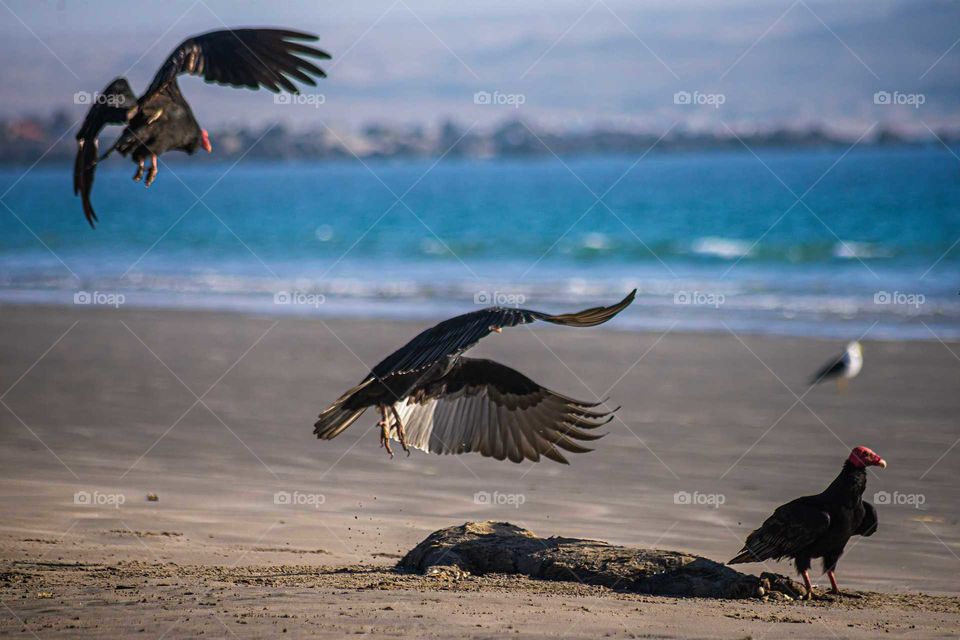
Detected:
[
  {"left": 73, "top": 77, "right": 137, "bottom": 228},
  {"left": 144, "top": 28, "right": 330, "bottom": 98},
  {"left": 390, "top": 357, "right": 613, "bottom": 464},
  {"left": 369, "top": 290, "right": 637, "bottom": 381},
  {"left": 855, "top": 501, "right": 878, "bottom": 537},
  {"left": 809, "top": 352, "right": 845, "bottom": 385},
  {"left": 729, "top": 499, "right": 831, "bottom": 564}
]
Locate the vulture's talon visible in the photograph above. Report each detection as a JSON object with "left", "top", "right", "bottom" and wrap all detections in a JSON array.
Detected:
[{"left": 132, "top": 162, "right": 144, "bottom": 182}]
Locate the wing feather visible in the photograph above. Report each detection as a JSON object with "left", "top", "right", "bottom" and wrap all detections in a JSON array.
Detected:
[
  {"left": 391, "top": 358, "right": 612, "bottom": 464},
  {"left": 144, "top": 28, "right": 330, "bottom": 99},
  {"left": 369, "top": 290, "right": 636, "bottom": 381},
  {"left": 729, "top": 499, "right": 831, "bottom": 564},
  {"left": 73, "top": 77, "right": 137, "bottom": 228}
]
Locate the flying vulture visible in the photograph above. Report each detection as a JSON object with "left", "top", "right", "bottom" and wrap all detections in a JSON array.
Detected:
[
  {"left": 74, "top": 28, "right": 330, "bottom": 227},
  {"left": 313, "top": 290, "right": 637, "bottom": 464},
  {"left": 808, "top": 341, "right": 863, "bottom": 390},
  {"left": 729, "top": 445, "right": 885, "bottom": 598}
]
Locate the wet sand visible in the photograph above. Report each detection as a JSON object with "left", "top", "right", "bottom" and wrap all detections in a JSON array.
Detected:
[{"left": 1, "top": 303, "right": 958, "bottom": 637}]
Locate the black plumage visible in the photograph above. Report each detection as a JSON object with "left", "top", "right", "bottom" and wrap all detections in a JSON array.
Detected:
[
  {"left": 729, "top": 446, "right": 885, "bottom": 598},
  {"left": 314, "top": 290, "right": 636, "bottom": 463},
  {"left": 74, "top": 28, "right": 331, "bottom": 227}
]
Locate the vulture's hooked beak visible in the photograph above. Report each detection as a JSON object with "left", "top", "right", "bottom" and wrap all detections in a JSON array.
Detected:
[
  {"left": 201, "top": 129, "right": 212, "bottom": 153},
  {"left": 877, "top": 458, "right": 887, "bottom": 469}
]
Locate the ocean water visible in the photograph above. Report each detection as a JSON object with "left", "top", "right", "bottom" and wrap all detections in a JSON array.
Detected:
[{"left": 1, "top": 146, "right": 958, "bottom": 340}]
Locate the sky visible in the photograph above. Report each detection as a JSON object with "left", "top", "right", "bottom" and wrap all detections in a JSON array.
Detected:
[{"left": 0, "top": 0, "right": 957, "bottom": 134}]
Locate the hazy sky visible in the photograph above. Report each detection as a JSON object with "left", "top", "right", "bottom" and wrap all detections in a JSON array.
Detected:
[{"left": 0, "top": 0, "right": 957, "bottom": 133}]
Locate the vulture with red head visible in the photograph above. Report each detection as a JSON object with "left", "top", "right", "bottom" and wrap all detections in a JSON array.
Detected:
[
  {"left": 74, "top": 28, "right": 330, "bottom": 227},
  {"left": 729, "top": 446, "right": 886, "bottom": 598}
]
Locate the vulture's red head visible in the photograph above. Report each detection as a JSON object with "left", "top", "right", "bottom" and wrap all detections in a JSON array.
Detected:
[
  {"left": 200, "top": 129, "right": 212, "bottom": 153},
  {"left": 848, "top": 445, "right": 886, "bottom": 469}
]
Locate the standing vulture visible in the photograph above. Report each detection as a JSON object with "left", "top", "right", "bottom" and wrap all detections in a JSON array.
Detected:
[
  {"left": 314, "top": 290, "right": 637, "bottom": 464},
  {"left": 74, "top": 28, "right": 331, "bottom": 227},
  {"left": 808, "top": 341, "right": 863, "bottom": 390},
  {"left": 729, "top": 446, "right": 885, "bottom": 598}
]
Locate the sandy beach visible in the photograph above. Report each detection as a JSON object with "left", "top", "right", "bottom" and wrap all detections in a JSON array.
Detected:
[{"left": 1, "top": 303, "right": 959, "bottom": 638}]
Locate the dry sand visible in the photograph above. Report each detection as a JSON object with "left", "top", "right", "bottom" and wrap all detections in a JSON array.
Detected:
[{"left": 1, "top": 303, "right": 958, "bottom": 638}]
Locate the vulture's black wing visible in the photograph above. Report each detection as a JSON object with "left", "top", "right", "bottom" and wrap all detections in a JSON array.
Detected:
[
  {"left": 143, "top": 28, "right": 330, "bottom": 98},
  {"left": 390, "top": 357, "right": 612, "bottom": 464},
  {"left": 809, "top": 353, "right": 845, "bottom": 385},
  {"left": 729, "top": 498, "right": 831, "bottom": 564},
  {"left": 73, "top": 77, "right": 137, "bottom": 227},
  {"left": 855, "top": 501, "right": 878, "bottom": 537},
  {"left": 368, "top": 289, "right": 636, "bottom": 381}
]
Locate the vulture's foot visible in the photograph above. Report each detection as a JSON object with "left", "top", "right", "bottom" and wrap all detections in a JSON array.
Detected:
[
  {"left": 800, "top": 570, "right": 814, "bottom": 600},
  {"left": 377, "top": 406, "right": 394, "bottom": 458},
  {"left": 144, "top": 155, "right": 158, "bottom": 187},
  {"left": 132, "top": 160, "right": 144, "bottom": 182},
  {"left": 389, "top": 405, "right": 410, "bottom": 456}
]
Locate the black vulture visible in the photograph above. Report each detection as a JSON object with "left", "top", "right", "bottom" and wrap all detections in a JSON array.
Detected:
[
  {"left": 314, "top": 290, "right": 637, "bottom": 464},
  {"left": 74, "top": 28, "right": 330, "bottom": 227},
  {"left": 729, "top": 446, "right": 885, "bottom": 598}
]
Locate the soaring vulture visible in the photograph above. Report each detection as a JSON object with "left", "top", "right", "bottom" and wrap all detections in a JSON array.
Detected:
[
  {"left": 314, "top": 290, "right": 637, "bottom": 464},
  {"left": 74, "top": 28, "right": 330, "bottom": 227},
  {"left": 808, "top": 341, "right": 863, "bottom": 390},
  {"left": 729, "top": 446, "right": 885, "bottom": 598}
]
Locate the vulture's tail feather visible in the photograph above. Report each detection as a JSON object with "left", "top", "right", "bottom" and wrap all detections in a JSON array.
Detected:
[{"left": 313, "top": 380, "right": 373, "bottom": 440}]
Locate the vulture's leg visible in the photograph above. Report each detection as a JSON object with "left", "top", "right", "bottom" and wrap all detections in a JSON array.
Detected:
[
  {"left": 132, "top": 159, "right": 144, "bottom": 182},
  {"left": 827, "top": 570, "right": 841, "bottom": 595},
  {"left": 144, "top": 154, "right": 158, "bottom": 187},
  {"left": 389, "top": 405, "right": 410, "bottom": 456},
  {"left": 377, "top": 405, "right": 394, "bottom": 458},
  {"left": 800, "top": 570, "right": 813, "bottom": 599}
]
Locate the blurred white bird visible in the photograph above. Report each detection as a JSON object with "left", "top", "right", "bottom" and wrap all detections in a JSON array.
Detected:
[{"left": 809, "top": 342, "right": 863, "bottom": 391}]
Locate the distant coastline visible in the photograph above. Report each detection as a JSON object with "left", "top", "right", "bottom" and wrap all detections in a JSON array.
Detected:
[{"left": 1, "top": 110, "right": 957, "bottom": 166}]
